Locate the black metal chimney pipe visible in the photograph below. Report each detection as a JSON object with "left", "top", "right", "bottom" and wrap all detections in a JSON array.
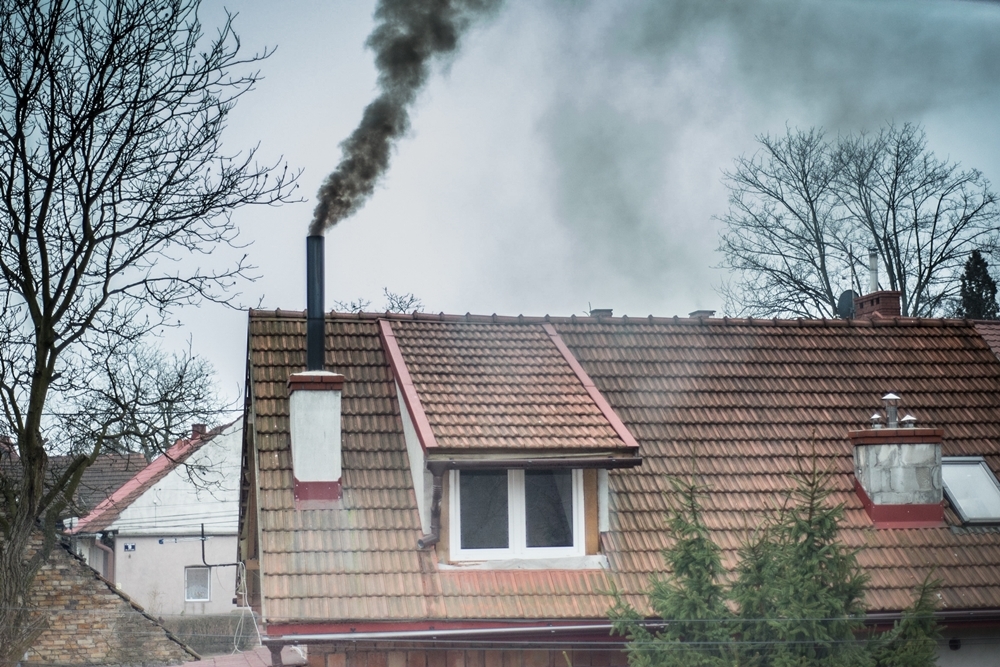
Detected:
[{"left": 306, "top": 235, "right": 325, "bottom": 371}]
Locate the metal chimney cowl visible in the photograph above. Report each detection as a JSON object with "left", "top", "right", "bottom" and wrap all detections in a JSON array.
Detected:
[{"left": 288, "top": 371, "right": 345, "bottom": 508}]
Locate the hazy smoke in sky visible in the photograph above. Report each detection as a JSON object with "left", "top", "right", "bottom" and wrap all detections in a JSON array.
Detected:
[
  {"left": 535, "top": 0, "right": 1000, "bottom": 300},
  {"left": 311, "top": 0, "right": 501, "bottom": 234}
]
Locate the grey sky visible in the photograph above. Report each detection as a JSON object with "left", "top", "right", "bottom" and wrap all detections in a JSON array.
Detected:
[{"left": 185, "top": 0, "right": 1000, "bottom": 398}]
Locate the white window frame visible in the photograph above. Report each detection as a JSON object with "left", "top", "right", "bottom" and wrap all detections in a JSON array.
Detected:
[
  {"left": 942, "top": 456, "right": 1000, "bottom": 524},
  {"left": 184, "top": 566, "right": 211, "bottom": 602},
  {"left": 450, "top": 468, "right": 585, "bottom": 562}
]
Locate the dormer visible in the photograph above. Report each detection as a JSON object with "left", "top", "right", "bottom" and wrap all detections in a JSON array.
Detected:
[{"left": 378, "top": 318, "right": 641, "bottom": 564}]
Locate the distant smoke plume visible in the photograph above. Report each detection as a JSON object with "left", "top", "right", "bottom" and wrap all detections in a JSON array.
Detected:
[{"left": 311, "top": 0, "right": 501, "bottom": 234}]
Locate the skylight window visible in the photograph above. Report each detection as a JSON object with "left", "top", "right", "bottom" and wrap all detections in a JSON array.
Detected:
[{"left": 942, "top": 457, "right": 1000, "bottom": 524}]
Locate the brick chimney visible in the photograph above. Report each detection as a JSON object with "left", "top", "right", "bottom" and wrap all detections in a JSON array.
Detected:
[
  {"left": 849, "top": 394, "right": 943, "bottom": 528},
  {"left": 853, "top": 249, "right": 902, "bottom": 319},
  {"left": 288, "top": 371, "right": 345, "bottom": 508}
]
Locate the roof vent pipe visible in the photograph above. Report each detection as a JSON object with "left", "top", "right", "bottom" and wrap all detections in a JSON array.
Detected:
[
  {"left": 306, "top": 235, "right": 325, "bottom": 371},
  {"left": 868, "top": 248, "right": 879, "bottom": 293},
  {"left": 883, "top": 393, "right": 900, "bottom": 428}
]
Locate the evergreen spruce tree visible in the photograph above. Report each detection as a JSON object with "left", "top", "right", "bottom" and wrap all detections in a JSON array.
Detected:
[
  {"left": 611, "top": 460, "right": 941, "bottom": 667},
  {"left": 738, "top": 460, "right": 871, "bottom": 667},
  {"left": 871, "top": 574, "right": 941, "bottom": 667},
  {"left": 957, "top": 249, "right": 999, "bottom": 319},
  {"left": 610, "top": 478, "right": 734, "bottom": 667}
]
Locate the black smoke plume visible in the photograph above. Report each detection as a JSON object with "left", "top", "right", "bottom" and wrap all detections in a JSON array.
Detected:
[{"left": 311, "top": 0, "right": 501, "bottom": 234}]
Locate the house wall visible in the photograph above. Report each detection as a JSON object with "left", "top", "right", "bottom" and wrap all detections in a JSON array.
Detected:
[
  {"left": 937, "top": 627, "right": 1000, "bottom": 667},
  {"left": 109, "top": 425, "right": 242, "bottom": 537},
  {"left": 26, "top": 543, "right": 195, "bottom": 666},
  {"left": 99, "top": 423, "right": 243, "bottom": 616},
  {"left": 298, "top": 644, "right": 628, "bottom": 667},
  {"left": 114, "top": 533, "right": 239, "bottom": 616}
]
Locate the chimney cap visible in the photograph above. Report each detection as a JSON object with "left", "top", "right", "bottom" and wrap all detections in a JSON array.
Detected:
[
  {"left": 882, "top": 393, "right": 900, "bottom": 402},
  {"left": 870, "top": 412, "right": 883, "bottom": 429},
  {"left": 589, "top": 308, "right": 613, "bottom": 318},
  {"left": 689, "top": 309, "right": 716, "bottom": 318},
  {"left": 901, "top": 414, "right": 917, "bottom": 427}
]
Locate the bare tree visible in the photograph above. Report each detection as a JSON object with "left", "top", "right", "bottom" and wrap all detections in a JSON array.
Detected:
[
  {"left": 836, "top": 124, "right": 999, "bottom": 317},
  {"left": 718, "top": 128, "right": 848, "bottom": 318},
  {"left": 333, "top": 288, "right": 425, "bottom": 314},
  {"left": 718, "top": 123, "right": 999, "bottom": 318},
  {"left": 0, "top": 0, "right": 295, "bottom": 661},
  {"left": 56, "top": 341, "right": 233, "bottom": 465}
]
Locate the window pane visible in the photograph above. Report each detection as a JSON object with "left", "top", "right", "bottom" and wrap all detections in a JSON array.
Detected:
[
  {"left": 525, "top": 469, "right": 573, "bottom": 548},
  {"left": 186, "top": 567, "right": 210, "bottom": 601},
  {"left": 942, "top": 461, "right": 1000, "bottom": 521},
  {"left": 460, "top": 470, "right": 509, "bottom": 549}
]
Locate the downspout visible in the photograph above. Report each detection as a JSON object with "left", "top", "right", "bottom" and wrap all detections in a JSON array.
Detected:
[{"left": 94, "top": 536, "right": 115, "bottom": 583}]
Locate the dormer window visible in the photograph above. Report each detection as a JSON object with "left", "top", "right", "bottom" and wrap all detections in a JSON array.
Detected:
[
  {"left": 942, "top": 457, "right": 1000, "bottom": 524},
  {"left": 450, "top": 469, "right": 584, "bottom": 561}
]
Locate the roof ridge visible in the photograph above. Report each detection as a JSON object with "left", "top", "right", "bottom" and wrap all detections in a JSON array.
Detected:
[{"left": 247, "top": 309, "right": 974, "bottom": 329}]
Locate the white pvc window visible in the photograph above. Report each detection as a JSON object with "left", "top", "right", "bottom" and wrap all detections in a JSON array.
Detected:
[
  {"left": 450, "top": 469, "right": 584, "bottom": 561},
  {"left": 942, "top": 457, "right": 1000, "bottom": 524},
  {"left": 185, "top": 566, "right": 211, "bottom": 601}
]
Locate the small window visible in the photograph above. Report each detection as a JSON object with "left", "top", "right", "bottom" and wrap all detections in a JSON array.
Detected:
[
  {"left": 942, "top": 457, "right": 1000, "bottom": 524},
  {"left": 450, "top": 468, "right": 584, "bottom": 561},
  {"left": 185, "top": 566, "right": 211, "bottom": 601}
]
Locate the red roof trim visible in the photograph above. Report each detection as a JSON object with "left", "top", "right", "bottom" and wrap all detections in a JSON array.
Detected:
[
  {"left": 265, "top": 618, "right": 612, "bottom": 636},
  {"left": 542, "top": 323, "right": 640, "bottom": 452},
  {"left": 68, "top": 422, "right": 236, "bottom": 534},
  {"left": 853, "top": 476, "right": 945, "bottom": 528},
  {"left": 288, "top": 372, "right": 345, "bottom": 392},
  {"left": 848, "top": 428, "right": 944, "bottom": 446},
  {"left": 70, "top": 439, "right": 200, "bottom": 534},
  {"left": 293, "top": 479, "right": 341, "bottom": 508},
  {"left": 378, "top": 319, "right": 438, "bottom": 451}
]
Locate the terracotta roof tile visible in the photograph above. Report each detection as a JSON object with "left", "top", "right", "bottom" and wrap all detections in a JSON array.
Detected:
[{"left": 245, "top": 311, "right": 1000, "bottom": 627}]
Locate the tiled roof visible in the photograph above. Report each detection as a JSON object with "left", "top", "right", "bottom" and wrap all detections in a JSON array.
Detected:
[
  {"left": 975, "top": 321, "right": 1000, "bottom": 357},
  {"left": 245, "top": 311, "right": 1000, "bottom": 626},
  {"left": 58, "top": 453, "right": 149, "bottom": 512},
  {"left": 389, "top": 320, "right": 634, "bottom": 453},
  {"left": 2, "top": 453, "right": 148, "bottom": 516}
]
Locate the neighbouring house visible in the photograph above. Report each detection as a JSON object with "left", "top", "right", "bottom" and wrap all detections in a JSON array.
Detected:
[
  {"left": 240, "top": 294, "right": 1000, "bottom": 667},
  {"left": 2, "top": 438, "right": 195, "bottom": 664},
  {"left": 67, "top": 421, "right": 243, "bottom": 619},
  {"left": 23, "top": 536, "right": 198, "bottom": 666}
]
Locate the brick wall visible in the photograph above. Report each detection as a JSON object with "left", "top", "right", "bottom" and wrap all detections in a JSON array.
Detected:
[
  {"left": 23, "top": 541, "right": 198, "bottom": 666},
  {"left": 293, "top": 644, "right": 629, "bottom": 667}
]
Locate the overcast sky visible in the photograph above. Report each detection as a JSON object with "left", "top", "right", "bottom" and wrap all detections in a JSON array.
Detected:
[{"left": 184, "top": 0, "right": 1000, "bottom": 401}]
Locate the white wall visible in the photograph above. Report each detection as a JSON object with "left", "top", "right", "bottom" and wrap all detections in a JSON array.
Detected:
[
  {"left": 114, "top": 534, "right": 239, "bottom": 616},
  {"left": 104, "top": 423, "right": 243, "bottom": 615},
  {"left": 107, "top": 424, "right": 242, "bottom": 536},
  {"left": 936, "top": 628, "right": 1000, "bottom": 667}
]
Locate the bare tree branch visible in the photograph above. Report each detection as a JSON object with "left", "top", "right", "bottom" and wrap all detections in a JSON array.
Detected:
[
  {"left": 718, "top": 123, "right": 999, "bottom": 318},
  {"left": 0, "top": 1, "right": 298, "bottom": 660}
]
